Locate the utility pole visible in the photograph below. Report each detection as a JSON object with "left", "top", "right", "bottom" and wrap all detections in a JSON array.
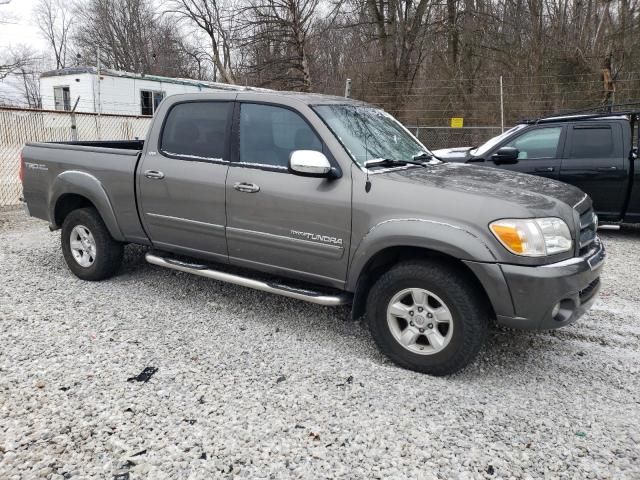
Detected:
[
  {"left": 500, "top": 76, "right": 504, "bottom": 133},
  {"left": 96, "top": 47, "right": 102, "bottom": 138}
]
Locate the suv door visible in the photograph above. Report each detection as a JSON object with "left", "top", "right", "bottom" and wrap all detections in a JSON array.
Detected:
[
  {"left": 225, "top": 102, "right": 351, "bottom": 288},
  {"left": 560, "top": 122, "right": 627, "bottom": 220},
  {"left": 138, "top": 100, "right": 233, "bottom": 262},
  {"left": 486, "top": 126, "right": 564, "bottom": 179}
]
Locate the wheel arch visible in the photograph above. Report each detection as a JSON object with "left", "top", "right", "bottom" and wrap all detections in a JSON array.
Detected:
[
  {"left": 350, "top": 245, "right": 497, "bottom": 321},
  {"left": 347, "top": 218, "right": 508, "bottom": 321},
  {"left": 49, "top": 171, "right": 125, "bottom": 241}
]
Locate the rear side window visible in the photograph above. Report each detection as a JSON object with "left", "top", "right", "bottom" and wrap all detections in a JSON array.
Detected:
[
  {"left": 161, "top": 102, "right": 231, "bottom": 161},
  {"left": 239, "top": 103, "right": 322, "bottom": 169},
  {"left": 569, "top": 126, "right": 616, "bottom": 159}
]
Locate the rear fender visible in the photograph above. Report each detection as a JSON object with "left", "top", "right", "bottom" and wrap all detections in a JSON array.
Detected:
[{"left": 49, "top": 170, "right": 125, "bottom": 241}]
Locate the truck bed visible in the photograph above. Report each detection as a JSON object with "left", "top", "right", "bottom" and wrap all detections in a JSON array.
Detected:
[
  {"left": 21, "top": 140, "right": 149, "bottom": 245},
  {"left": 53, "top": 140, "right": 145, "bottom": 151}
]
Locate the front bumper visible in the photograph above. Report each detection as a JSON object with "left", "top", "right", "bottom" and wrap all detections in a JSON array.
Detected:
[{"left": 493, "top": 238, "right": 605, "bottom": 330}]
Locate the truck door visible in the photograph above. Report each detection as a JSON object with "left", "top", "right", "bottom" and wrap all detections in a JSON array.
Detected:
[
  {"left": 138, "top": 100, "right": 233, "bottom": 262},
  {"left": 225, "top": 102, "right": 351, "bottom": 288},
  {"left": 559, "top": 123, "right": 627, "bottom": 221},
  {"left": 488, "top": 126, "right": 563, "bottom": 179}
]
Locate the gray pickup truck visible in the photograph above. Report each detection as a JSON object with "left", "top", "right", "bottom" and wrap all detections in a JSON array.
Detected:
[{"left": 20, "top": 91, "right": 605, "bottom": 375}]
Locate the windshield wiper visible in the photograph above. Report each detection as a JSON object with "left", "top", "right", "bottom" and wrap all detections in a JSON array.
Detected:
[
  {"left": 412, "top": 152, "right": 434, "bottom": 161},
  {"left": 364, "top": 158, "right": 429, "bottom": 168}
]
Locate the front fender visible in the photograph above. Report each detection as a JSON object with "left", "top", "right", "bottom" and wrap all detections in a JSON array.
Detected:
[
  {"left": 346, "top": 218, "right": 498, "bottom": 291},
  {"left": 49, "top": 170, "right": 125, "bottom": 241}
]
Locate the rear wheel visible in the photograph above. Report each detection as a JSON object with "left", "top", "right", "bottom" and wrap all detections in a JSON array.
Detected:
[
  {"left": 367, "top": 261, "right": 488, "bottom": 376},
  {"left": 61, "top": 207, "right": 123, "bottom": 281}
]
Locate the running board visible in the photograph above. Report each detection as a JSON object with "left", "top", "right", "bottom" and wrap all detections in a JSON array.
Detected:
[{"left": 145, "top": 253, "right": 352, "bottom": 306}]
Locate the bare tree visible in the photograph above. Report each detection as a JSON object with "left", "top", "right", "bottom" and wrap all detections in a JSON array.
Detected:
[
  {"left": 74, "top": 0, "right": 198, "bottom": 77},
  {"left": 166, "top": 0, "right": 237, "bottom": 84},
  {"left": 18, "top": 66, "right": 43, "bottom": 108},
  {"left": 239, "top": 0, "right": 322, "bottom": 91},
  {"left": 34, "top": 0, "right": 73, "bottom": 69},
  {"left": 0, "top": 48, "right": 35, "bottom": 80}
]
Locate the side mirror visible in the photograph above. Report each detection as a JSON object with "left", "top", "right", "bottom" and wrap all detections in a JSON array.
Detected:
[
  {"left": 288, "top": 150, "right": 335, "bottom": 178},
  {"left": 492, "top": 147, "right": 519, "bottom": 165}
]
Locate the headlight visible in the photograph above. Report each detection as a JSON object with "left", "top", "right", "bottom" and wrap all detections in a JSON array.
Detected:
[{"left": 490, "top": 218, "right": 572, "bottom": 256}]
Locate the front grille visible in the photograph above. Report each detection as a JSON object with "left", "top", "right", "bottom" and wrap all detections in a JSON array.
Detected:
[
  {"left": 579, "top": 278, "right": 600, "bottom": 303},
  {"left": 578, "top": 208, "right": 597, "bottom": 256}
]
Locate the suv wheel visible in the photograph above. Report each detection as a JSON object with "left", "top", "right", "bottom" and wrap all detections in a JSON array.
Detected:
[
  {"left": 367, "top": 261, "right": 488, "bottom": 376},
  {"left": 61, "top": 207, "right": 124, "bottom": 281}
]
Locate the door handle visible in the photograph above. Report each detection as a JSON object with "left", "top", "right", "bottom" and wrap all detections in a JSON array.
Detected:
[
  {"left": 144, "top": 170, "right": 165, "bottom": 179},
  {"left": 233, "top": 182, "right": 260, "bottom": 193},
  {"left": 597, "top": 166, "right": 618, "bottom": 171},
  {"left": 534, "top": 167, "right": 555, "bottom": 172}
]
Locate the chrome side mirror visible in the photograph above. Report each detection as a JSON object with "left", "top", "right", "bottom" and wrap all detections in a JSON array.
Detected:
[{"left": 288, "top": 150, "right": 334, "bottom": 178}]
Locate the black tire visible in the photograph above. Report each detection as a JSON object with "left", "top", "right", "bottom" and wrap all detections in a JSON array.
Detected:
[
  {"left": 61, "top": 207, "right": 124, "bottom": 281},
  {"left": 366, "top": 261, "right": 488, "bottom": 376}
]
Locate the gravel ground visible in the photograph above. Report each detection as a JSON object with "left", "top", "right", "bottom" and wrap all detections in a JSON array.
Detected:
[{"left": 1, "top": 206, "right": 639, "bottom": 480}]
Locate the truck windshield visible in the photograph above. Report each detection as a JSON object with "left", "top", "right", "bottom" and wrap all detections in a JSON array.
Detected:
[{"left": 312, "top": 104, "right": 434, "bottom": 168}]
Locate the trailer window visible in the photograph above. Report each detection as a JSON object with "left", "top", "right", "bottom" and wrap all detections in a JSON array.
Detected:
[
  {"left": 141, "top": 90, "right": 165, "bottom": 116},
  {"left": 54, "top": 86, "right": 71, "bottom": 111}
]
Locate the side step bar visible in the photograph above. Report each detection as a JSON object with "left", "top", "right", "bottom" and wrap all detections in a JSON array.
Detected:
[{"left": 145, "top": 253, "right": 352, "bottom": 307}]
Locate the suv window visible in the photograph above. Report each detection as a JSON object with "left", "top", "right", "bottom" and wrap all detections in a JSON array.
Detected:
[
  {"left": 161, "top": 102, "right": 231, "bottom": 161},
  {"left": 504, "top": 127, "right": 562, "bottom": 160},
  {"left": 569, "top": 126, "right": 616, "bottom": 158},
  {"left": 240, "top": 103, "right": 322, "bottom": 168}
]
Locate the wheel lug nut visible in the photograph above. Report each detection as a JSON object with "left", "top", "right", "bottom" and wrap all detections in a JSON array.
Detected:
[
  {"left": 427, "top": 323, "right": 434, "bottom": 329},
  {"left": 427, "top": 313, "right": 433, "bottom": 318},
  {"left": 418, "top": 307, "right": 423, "bottom": 312},
  {"left": 419, "top": 328, "right": 424, "bottom": 333},
  {"left": 409, "top": 321, "right": 414, "bottom": 326},
  {"left": 409, "top": 311, "right": 414, "bottom": 316}
]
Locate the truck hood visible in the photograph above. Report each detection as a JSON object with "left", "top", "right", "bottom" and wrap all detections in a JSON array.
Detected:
[
  {"left": 379, "top": 162, "right": 586, "bottom": 212},
  {"left": 432, "top": 147, "right": 474, "bottom": 162}
]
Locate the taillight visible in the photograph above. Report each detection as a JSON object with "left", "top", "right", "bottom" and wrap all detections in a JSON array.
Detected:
[{"left": 19, "top": 151, "right": 24, "bottom": 183}]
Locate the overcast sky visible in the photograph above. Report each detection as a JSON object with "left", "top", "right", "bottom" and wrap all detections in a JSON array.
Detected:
[
  {"left": 0, "top": 0, "right": 46, "bottom": 51},
  {"left": 1, "top": 0, "right": 48, "bottom": 101}
]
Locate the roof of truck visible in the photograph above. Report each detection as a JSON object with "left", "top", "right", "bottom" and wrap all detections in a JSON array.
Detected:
[
  {"left": 519, "top": 113, "right": 632, "bottom": 125},
  {"left": 167, "top": 90, "right": 369, "bottom": 106}
]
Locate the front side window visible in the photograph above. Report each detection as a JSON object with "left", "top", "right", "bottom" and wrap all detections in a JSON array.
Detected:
[
  {"left": 54, "top": 86, "right": 71, "bottom": 111},
  {"left": 160, "top": 102, "right": 231, "bottom": 161},
  {"left": 141, "top": 90, "right": 165, "bottom": 116},
  {"left": 312, "top": 104, "right": 428, "bottom": 167},
  {"left": 504, "top": 127, "right": 562, "bottom": 160},
  {"left": 239, "top": 103, "right": 322, "bottom": 168},
  {"left": 569, "top": 126, "right": 616, "bottom": 159},
  {"left": 471, "top": 124, "right": 527, "bottom": 156}
]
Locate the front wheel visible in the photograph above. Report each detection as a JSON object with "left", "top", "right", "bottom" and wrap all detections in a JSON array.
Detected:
[
  {"left": 61, "top": 207, "right": 124, "bottom": 281},
  {"left": 367, "top": 261, "right": 488, "bottom": 376}
]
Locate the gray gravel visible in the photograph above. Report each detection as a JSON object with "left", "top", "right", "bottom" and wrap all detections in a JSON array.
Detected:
[{"left": 1, "top": 206, "right": 639, "bottom": 480}]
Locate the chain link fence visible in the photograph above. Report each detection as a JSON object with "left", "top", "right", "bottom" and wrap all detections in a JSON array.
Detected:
[
  {"left": 410, "top": 126, "right": 503, "bottom": 150},
  {"left": 0, "top": 107, "right": 152, "bottom": 206},
  {"left": 1, "top": 111, "right": 502, "bottom": 207}
]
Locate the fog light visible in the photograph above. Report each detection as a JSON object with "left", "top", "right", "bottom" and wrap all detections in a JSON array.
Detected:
[{"left": 551, "top": 302, "right": 561, "bottom": 318}]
